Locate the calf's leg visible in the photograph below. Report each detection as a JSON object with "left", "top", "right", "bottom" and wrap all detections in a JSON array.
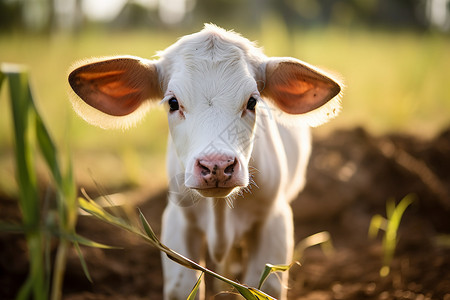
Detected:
[
  {"left": 243, "top": 202, "right": 294, "bottom": 300},
  {"left": 161, "top": 203, "right": 204, "bottom": 300}
]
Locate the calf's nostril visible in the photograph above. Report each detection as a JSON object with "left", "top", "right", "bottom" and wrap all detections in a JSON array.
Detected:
[
  {"left": 224, "top": 159, "right": 237, "bottom": 175},
  {"left": 199, "top": 162, "right": 211, "bottom": 176}
]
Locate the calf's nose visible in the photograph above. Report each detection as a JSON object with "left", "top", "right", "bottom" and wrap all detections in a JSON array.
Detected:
[{"left": 196, "top": 155, "right": 237, "bottom": 183}]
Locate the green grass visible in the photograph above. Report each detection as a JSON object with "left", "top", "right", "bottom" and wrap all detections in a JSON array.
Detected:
[
  {"left": 0, "top": 64, "right": 111, "bottom": 300},
  {"left": 369, "top": 194, "right": 415, "bottom": 277},
  {"left": 1, "top": 26, "right": 449, "bottom": 186}
]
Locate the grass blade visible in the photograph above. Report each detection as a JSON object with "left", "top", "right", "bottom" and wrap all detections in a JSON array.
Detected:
[
  {"left": 7, "top": 69, "right": 39, "bottom": 227},
  {"left": 187, "top": 272, "right": 203, "bottom": 300},
  {"left": 34, "top": 109, "right": 62, "bottom": 186},
  {"left": 138, "top": 208, "right": 160, "bottom": 244},
  {"left": 74, "top": 242, "right": 93, "bottom": 283},
  {"left": 62, "top": 232, "right": 118, "bottom": 249},
  {"left": 386, "top": 198, "right": 396, "bottom": 220},
  {"left": 248, "top": 287, "right": 276, "bottom": 300},
  {"left": 380, "top": 194, "right": 414, "bottom": 276},
  {"left": 293, "top": 231, "right": 334, "bottom": 261},
  {"left": 368, "top": 214, "right": 387, "bottom": 239},
  {"left": 257, "top": 263, "right": 293, "bottom": 290},
  {"left": 78, "top": 196, "right": 132, "bottom": 230}
]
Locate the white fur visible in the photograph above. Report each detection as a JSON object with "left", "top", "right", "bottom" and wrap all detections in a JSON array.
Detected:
[{"left": 69, "top": 24, "right": 343, "bottom": 300}]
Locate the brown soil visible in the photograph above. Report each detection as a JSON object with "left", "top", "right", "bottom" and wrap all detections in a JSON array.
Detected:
[{"left": 1, "top": 127, "right": 449, "bottom": 300}]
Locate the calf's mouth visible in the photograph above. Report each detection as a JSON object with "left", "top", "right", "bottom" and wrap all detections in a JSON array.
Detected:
[{"left": 192, "top": 186, "right": 239, "bottom": 198}]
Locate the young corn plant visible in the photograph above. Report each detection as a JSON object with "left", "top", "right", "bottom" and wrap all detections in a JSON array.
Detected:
[
  {"left": 0, "top": 64, "right": 110, "bottom": 300},
  {"left": 368, "top": 194, "right": 414, "bottom": 277}
]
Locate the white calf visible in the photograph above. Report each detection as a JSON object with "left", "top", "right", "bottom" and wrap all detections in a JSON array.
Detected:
[{"left": 68, "top": 24, "right": 342, "bottom": 300}]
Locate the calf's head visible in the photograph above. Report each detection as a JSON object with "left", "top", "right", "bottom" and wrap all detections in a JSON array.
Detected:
[{"left": 69, "top": 25, "right": 342, "bottom": 198}]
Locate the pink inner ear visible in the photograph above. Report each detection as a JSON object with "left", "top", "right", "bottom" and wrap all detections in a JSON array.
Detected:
[
  {"left": 69, "top": 58, "right": 161, "bottom": 116},
  {"left": 264, "top": 61, "right": 341, "bottom": 115}
]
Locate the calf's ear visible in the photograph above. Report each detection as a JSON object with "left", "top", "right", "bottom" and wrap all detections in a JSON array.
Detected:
[
  {"left": 262, "top": 57, "right": 342, "bottom": 121},
  {"left": 68, "top": 56, "right": 162, "bottom": 129}
]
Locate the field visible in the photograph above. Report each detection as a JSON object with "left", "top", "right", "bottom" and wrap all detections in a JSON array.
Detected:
[
  {"left": 1, "top": 26, "right": 449, "bottom": 190},
  {"left": 1, "top": 26, "right": 450, "bottom": 149},
  {"left": 1, "top": 25, "right": 450, "bottom": 299}
]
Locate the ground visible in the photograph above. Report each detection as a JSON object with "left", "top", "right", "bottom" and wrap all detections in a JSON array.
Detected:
[{"left": 1, "top": 127, "right": 449, "bottom": 300}]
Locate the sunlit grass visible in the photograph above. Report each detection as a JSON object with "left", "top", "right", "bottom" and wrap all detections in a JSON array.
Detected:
[{"left": 369, "top": 194, "right": 415, "bottom": 277}]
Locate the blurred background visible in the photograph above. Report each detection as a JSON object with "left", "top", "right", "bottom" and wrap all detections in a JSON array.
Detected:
[
  {"left": 1, "top": 1, "right": 450, "bottom": 299},
  {"left": 1, "top": 0, "right": 449, "bottom": 189}
]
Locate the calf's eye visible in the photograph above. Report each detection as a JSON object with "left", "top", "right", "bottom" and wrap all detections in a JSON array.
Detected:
[
  {"left": 246, "top": 96, "right": 257, "bottom": 111},
  {"left": 168, "top": 97, "right": 179, "bottom": 111}
]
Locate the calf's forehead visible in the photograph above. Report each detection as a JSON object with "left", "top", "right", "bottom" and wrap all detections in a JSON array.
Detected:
[
  {"left": 167, "top": 53, "right": 258, "bottom": 111},
  {"left": 174, "top": 59, "right": 255, "bottom": 93},
  {"left": 158, "top": 26, "right": 265, "bottom": 110}
]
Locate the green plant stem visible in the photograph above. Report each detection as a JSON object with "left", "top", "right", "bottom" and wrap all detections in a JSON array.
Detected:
[
  {"left": 3, "top": 67, "right": 47, "bottom": 300},
  {"left": 51, "top": 239, "right": 69, "bottom": 300},
  {"left": 2, "top": 65, "right": 82, "bottom": 300},
  {"left": 16, "top": 233, "right": 47, "bottom": 300},
  {"left": 29, "top": 234, "right": 47, "bottom": 300}
]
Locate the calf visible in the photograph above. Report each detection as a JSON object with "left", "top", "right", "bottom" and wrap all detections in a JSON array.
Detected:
[{"left": 68, "top": 24, "right": 342, "bottom": 300}]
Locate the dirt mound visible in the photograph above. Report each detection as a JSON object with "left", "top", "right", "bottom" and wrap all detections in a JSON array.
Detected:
[
  {"left": 290, "top": 127, "right": 450, "bottom": 299},
  {"left": 1, "top": 127, "right": 449, "bottom": 299}
]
